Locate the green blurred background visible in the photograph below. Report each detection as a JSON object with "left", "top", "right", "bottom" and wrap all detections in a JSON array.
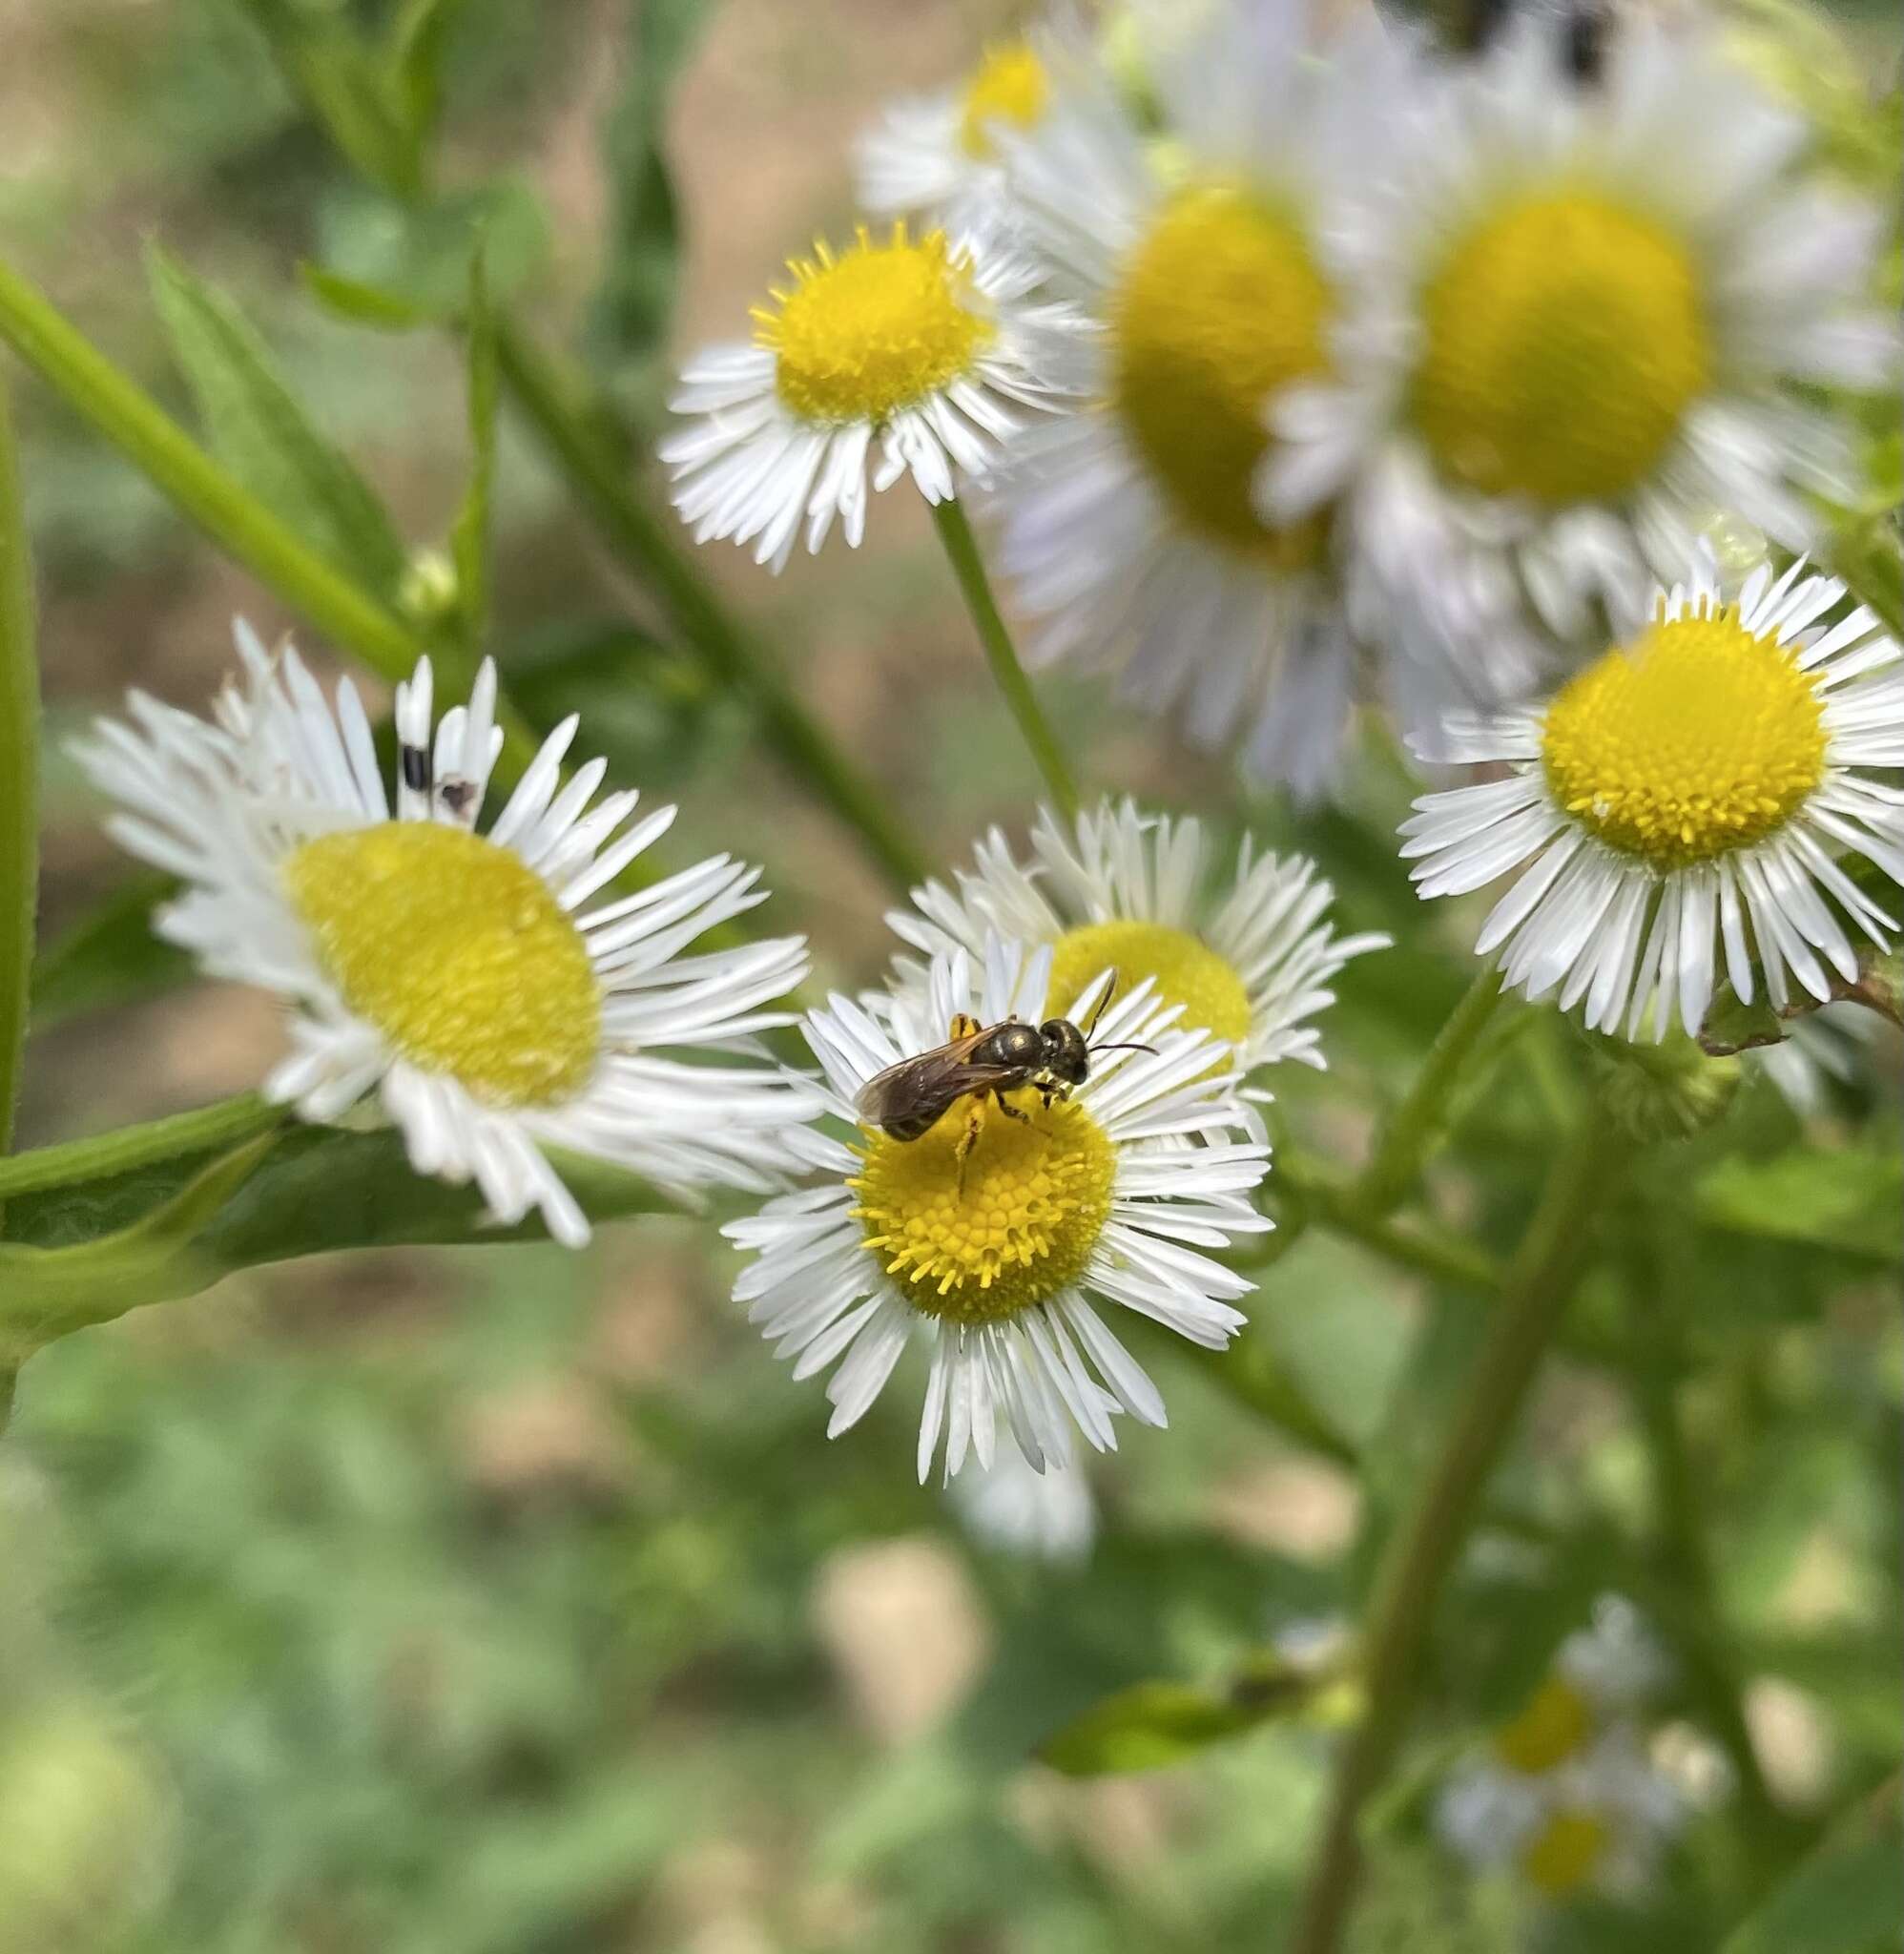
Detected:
[{"left": 3, "top": 3, "right": 1899, "bottom": 1949}]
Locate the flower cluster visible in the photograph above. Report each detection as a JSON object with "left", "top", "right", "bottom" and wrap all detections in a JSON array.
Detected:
[
  {"left": 1437, "top": 1597, "right": 1691, "bottom": 1901},
  {"left": 665, "top": 0, "right": 1894, "bottom": 804}
]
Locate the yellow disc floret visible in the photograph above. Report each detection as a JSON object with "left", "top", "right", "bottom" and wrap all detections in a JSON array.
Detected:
[
  {"left": 1110, "top": 181, "right": 1334, "bottom": 560},
  {"left": 1521, "top": 1809, "right": 1612, "bottom": 1897},
  {"left": 759, "top": 224, "right": 995, "bottom": 426},
  {"left": 283, "top": 821, "right": 601, "bottom": 1107},
  {"left": 1492, "top": 1676, "right": 1594, "bottom": 1775},
  {"left": 1541, "top": 604, "right": 1828, "bottom": 867},
  {"left": 1045, "top": 919, "right": 1252, "bottom": 1047},
  {"left": 852, "top": 1092, "right": 1116, "bottom": 1325},
  {"left": 1413, "top": 190, "right": 1711, "bottom": 505},
  {"left": 960, "top": 39, "right": 1049, "bottom": 158}
]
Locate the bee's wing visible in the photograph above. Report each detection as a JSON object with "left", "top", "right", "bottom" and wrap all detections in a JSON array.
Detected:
[{"left": 855, "top": 1028, "right": 1015, "bottom": 1128}]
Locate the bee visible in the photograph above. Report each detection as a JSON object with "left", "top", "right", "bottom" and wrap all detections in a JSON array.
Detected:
[{"left": 856, "top": 975, "right": 1153, "bottom": 1192}]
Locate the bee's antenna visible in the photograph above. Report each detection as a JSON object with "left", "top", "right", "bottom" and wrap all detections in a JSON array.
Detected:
[
  {"left": 1087, "top": 1039, "right": 1156, "bottom": 1057},
  {"left": 1081, "top": 967, "right": 1120, "bottom": 1040}
]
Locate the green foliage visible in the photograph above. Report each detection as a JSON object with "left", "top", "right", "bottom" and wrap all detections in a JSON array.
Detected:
[
  {"left": 147, "top": 244, "right": 409, "bottom": 603},
  {"left": 589, "top": 0, "right": 720, "bottom": 416}
]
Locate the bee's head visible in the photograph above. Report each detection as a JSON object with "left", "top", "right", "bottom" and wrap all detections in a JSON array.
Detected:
[{"left": 1038, "top": 1018, "right": 1090, "bottom": 1084}]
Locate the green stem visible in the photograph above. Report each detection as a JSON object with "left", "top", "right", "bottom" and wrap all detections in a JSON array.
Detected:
[
  {"left": 1278, "top": 1153, "right": 1503, "bottom": 1293},
  {"left": 0, "top": 1091, "right": 282, "bottom": 1205},
  {"left": 1290, "top": 1110, "right": 1622, "bottom": 1954},
  {"left": 1352, "top": 966, "right": 1506, "bottom": 1216},
  {"left": 927, "top": 496, "right": 1079, "bottom": 821},
  {"left": 492, "top": 322, "right": 930, "bottom": 890},
  {"left": 0, "top": 255, "right": 540, "bottom": 775},
  {"left": 0, "top": 372, "right": 34, "bottom": 1174}
]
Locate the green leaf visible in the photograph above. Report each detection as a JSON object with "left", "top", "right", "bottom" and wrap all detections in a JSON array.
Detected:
[
  {"left": 27, "top": 871, "right": 190, "bottom": 1032},
  {"left": 6, "top": 1126, "right": 667, "bottom": 1265},
  {"left": 298, "top": 261, "right": 430, "bottom": 333},
  {"left": 449, "top": 249, "right": 498, "bottom": 651},
  {"left": 0, "top": 1134, "right": 276, "bottom": 1365},
  {"left": 1037, "top": 1651, "right": 1352, "bottom": 1777},
  {"left": 232, "top": 0, "right": 420, "bottom": 197},
  {"left": 1695, "top": 1145, "right": 1903, "bottom": 1260},
  {"left": 147, "top": 244, "right": 408, "bottom": 603},
  {"left": 1721, "top": 1780, "right": 1901, "bottom": 1954},
  {"left": 388, "top": 0, "right": 471, "bottom": 153},
  {"left": 589, "top": 0, "right": 717, "bottom": 391},
  {"left": 1698, "top": 983, "right": 1787, "bottom": 1058}
]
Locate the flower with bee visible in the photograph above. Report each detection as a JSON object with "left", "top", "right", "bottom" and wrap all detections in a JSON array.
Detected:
[{"left": 727, "top": 938, "right": 1271, "bottom": 1481}]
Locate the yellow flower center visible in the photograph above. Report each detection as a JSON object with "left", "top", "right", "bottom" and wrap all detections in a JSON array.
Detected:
[
  {"left": 1521, "top": 1809, "right": 1611, "bottom": 1898},
  {"left": 1413, "top": 190, "right": 1712, "bottom": 505},
  {"left": 959, "top": 40, "right": 1049, "bottom": 158},
  {"left": 851, "top": 1092, "right": 1116, "bottom": 1325},
  {"left": 758, "top": 224, "right": 995, "bottom": 426},
  {"left": 1492, "top": 1677, "right": 1594, "bottom": 1775},
  {"left": 1541, "top": 605, "right": 1828, "bottom": 868},
  {"left": 1109, "top": 181, "right": 1334, "bottom": 563},
  {"left": 1045, "top": 919, "right": 1252, "bottom": 1047},
  {"left": 283, "top": 821, "right": 601, "bottom": 1108}
]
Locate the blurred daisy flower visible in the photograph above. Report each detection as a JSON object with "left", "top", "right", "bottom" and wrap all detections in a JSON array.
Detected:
[
  {"left": 1438, "top": 1598, "right": 1683, "bottom": 1902},
  {"left": 1263, "top": 15, "right": 1899, "bottom": 676},
  {"left": 726, "top": 939, "right": 1269, "bottom": 1481},
  {"left": 661, "top": 221, "right": 1087, "bottom": 571},
  {"left": 857, "top": 29, "right": 1070, "bottom": 238},
  {"left": 987, "top": 0, "right": 1427, "bottom": 797},
  {"left": 1402, "top": 560, "right": 1904, "bottom": 1039},
  {"left": 951, "top": 1447, "right": 1098, "bottom": 1563},
  {"left": 75, "top": 625, "right": 814, "bottom": 1245},
  {"left": 889, "top": 797, "right": 1386, "bottom": 1081}
]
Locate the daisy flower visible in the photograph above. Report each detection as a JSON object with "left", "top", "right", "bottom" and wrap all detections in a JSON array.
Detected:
[
  {"left": 75, "top": 623, "right": 814, "bottom": 1246},
  {"left": 987, "top": 0, "right": 1428, "bottom": 797},
  {"left": 951, "top": 1448, "right": 1098, "bottom": 1563},
  {"left": 726, "top": 939, "right": 1270, "bottom": 1481},
  {"left": 857, "top": 32, "right": 1064, "bottom": 238},
  {"left": 1262, "top": 15, "right": 1898, "bottom": 678},
  {"left": 889, "top": 797, "right": 1386, "bottom": 1080},
  {"left": 1401, "top": 561, "right": 1904, "bottom": 1040},
  {"left": 661, "top": 221, "right": 1087, "bottom": 572}
]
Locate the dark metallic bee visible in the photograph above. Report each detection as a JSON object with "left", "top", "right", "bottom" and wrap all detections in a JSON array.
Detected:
[{"left": 856, "top": 976, "right": 1152, "bottom": 1191}]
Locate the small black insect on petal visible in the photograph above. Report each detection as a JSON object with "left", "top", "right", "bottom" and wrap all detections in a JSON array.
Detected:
[
  {"left": 439, "top": 779, "right": 477, "bottom": 818},
  {"left": 401, "top": 745, "right": 431, "bottom": 794},
  {"left": 1564, "top": 0, "right": 1608, "bottom": 84}
]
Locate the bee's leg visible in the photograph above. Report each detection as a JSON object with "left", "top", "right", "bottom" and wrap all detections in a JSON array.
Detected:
[
  {"left": 992, "top": 1089, "right": 1033, "bottom": 1126},
  {"left": 953, "top": 1095, "right": 986, "bottom": 1197}
]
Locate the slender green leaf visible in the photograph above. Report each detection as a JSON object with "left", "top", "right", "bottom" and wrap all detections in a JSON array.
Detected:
[
  {"left": 298, "top": 261, "right": 431, "bottom": 332},
  {"left": 0, "top": 373, "right": 35, "bottom": 1168},
  {"left": 388, "top": 0, "right": 472, "bottom": 152},
  {"left": 0, "top": 1134, "right": 277, "bottom": 1365},
  {"left": 1037, "top": 1652, "right": 1352, "bottom": 1777},
  {"left": 147, "top": 244, "right": 408, "bottom": 602},
  {"left": 5, "top": 1125, "right": 665, "bottom": 1264},
  {"left": 232, "top": 0, "right": 420, "bottom": 197},
  {"left": 450, "top": 249, "right": 498, "bottom": 651},
  {"left": 589, "top": 0, "right": 717, "bottom": 388}
]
